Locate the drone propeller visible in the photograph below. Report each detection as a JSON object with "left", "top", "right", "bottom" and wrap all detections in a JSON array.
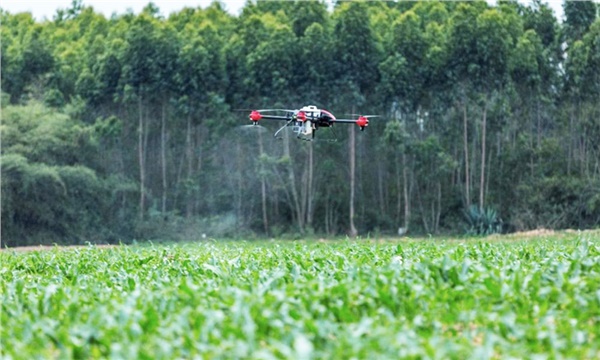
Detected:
[
  {"left": 343, "top": 114, "right": 381, "bottom": 118},
  {"left": 256, "top": 109, "right": 296, "bottom": 113},
  {"left": 234, "top": 108, "right": 296, "bottom": 113}
]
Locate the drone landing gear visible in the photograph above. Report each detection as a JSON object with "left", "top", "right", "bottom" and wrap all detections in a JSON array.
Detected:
[{"left": 271, "top": 120, "right": 340, "bottom": 142}]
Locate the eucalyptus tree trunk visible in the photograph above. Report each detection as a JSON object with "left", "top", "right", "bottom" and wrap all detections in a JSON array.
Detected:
[
  {"left": 258, "top": 130, "right": 269, "bottom": 234},
  {"left": 415, "top": 184, "right": 429, "bottom": 234},
  {"left": 396, "top": 152, "right": 402, "bottom": 225},
  {"left": 185, "top": 115, "right": 193, "bottom": 218},
  {"left": 283, "top": 131, "right": 303, "bottom": 232},
  {"left": 300, "top": 148, "right": 308, "bottom": 229},
  {"left": 349, "top": 124, "right": 358, "bottom": 237},
  {"left": 138, "top": 94, "right": 145, "bottom": 221},
  {"left": 298, "top": 143, "right": 315, "bottom": 230},
  {"left": 463, "top": 101, "right": 470, "bottom": 208},
  {"left": 161, "top": 104, "right": 167, "bottom": 217},
  {"left": 435, "top": 181, "right": 441, "bottom": 233},
  {"left": 306, "top": 143, "right": 315, "bottom": 229},
  {"left": 194, "top": 129, "right": 204, "bottom": 216},
  {"left": 402, "top": 151, "right": 410, "bottom": 231},
  {"left": 479, "top": 101, "right": 487, "bottom": 210},
  {"left": 378, "top": 159, "right": 385, "bottom": 215},
  {"left": 568, "top": 103, "right": 574, "bottom": 175},
  {"left": 235, "top": 139, "right": 243, "bottom": 226},
  {"left": 536, "top": 97, "right": 542, "bottom": 149},
  {"left": 324, "top": 187, "right": 338, "bottom": 236}
]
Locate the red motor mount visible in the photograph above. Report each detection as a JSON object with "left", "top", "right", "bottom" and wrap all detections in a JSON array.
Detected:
[
  {"left": 249, "top": 110, "right": 262, "bottom": 123},
  {"left": 356, "top": 116, "right": 369, "bottom": 130}
]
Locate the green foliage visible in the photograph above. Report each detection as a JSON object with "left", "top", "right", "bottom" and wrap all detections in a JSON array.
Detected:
[
  {"left": 1, "top": 101, "right": 95, "bottom": 165},
  {"left": 563, "top": 1, "right": 598, "bottom": 42},
  {"left": 1, "top": 2, "right": 599, "bottom": 244},
  {"left": 1, "top": 154, "right": 104, "bottom": 245},
  {"left": 290, "top": 0, "right": 328, "bottom": 37},
  {"left": 332, "top": 1, "right": 381, "bottom": 94},
  {"left": 245, "top": 18, "right": 296, "bottom": 99},
  {"left": 521, "top": 0, "right": 558, "bottom": 48},
  {"left": 383, "top": 119, "right": 409, "bottom": 150},
  {"left": 0, "top": 13, "right": 55, "bottom": 103},
  {"left": 2, "top": 235, "right": 600, "bottom": 358},
  {"left": 510, "top": 30, "right": 544, "bottom": 88},
  {"left": 514, "top": 176, "right": 600, "bottom": 230},
  {"left": 0, "top": 102, "right": 135, "bottom": 246},
  {"left": 464, "top": 205, "right": 503, "bottom": 236}
]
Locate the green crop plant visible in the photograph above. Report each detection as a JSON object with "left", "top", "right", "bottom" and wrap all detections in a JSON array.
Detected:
[{"left": 1, "top": 233, "right": 599, "bottom": 359}]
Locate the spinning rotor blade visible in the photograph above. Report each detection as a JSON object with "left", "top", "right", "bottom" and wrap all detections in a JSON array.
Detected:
[
  {"left": 234, "top": 108, "right": 296, "bottom": 113},
  {"left": 342, "top": 114, "right": 381, "bottom": 118},
  {"left": 256, "top": 108, "right": 296, "bottom": 113}
]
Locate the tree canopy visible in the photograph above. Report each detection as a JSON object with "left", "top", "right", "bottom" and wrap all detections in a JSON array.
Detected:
[{"left": 1, "top": 0, "right": 599, "bottom": 245}]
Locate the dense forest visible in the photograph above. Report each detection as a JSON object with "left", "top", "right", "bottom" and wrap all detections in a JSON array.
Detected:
[{"left": 1, "top": 0, "right": 599, "bottom": 246}]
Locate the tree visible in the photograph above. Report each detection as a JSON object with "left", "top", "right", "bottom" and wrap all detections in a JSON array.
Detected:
[
  {"left": 0, "top": 101, "right": 133, "bottom": 245},
  {"left": 331, "top": 2, "right": 380, "bottom": 95},
  {"left": 1, "top": 13, "right": 55, "bottom": 103},
  {"left": 331, "top": 2, "right": 380, "bottom": 236},
  {"left": 447, "top": 3, "right": 480, "bottom": 208},
  {"left": 290, "top": 0, "right": 328, "bottom": 37},
  {"left": 563, "top": 1, "right": 597, "bottom": 43},
  {"left": 475, "top": 8, "right": 516, "bottom": 210},
  {"left": 3, "top": 0, "right": 600, "bottom": 244},
  {"left": 119, "top": 13, "right": 177, "bottom": 220},
  {"left": 383, "top": 119, "right": 411, "bottom": 232},
  {"left": 521, "top": 0, "right": 558, "bottom": 48},
  {"left": 447, "top": 4, "right": 520, "bottom": 211}
]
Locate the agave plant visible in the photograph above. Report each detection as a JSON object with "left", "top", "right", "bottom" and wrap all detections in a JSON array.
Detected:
[{"left": 464, "top": 205, "right": 503, "bottom": 235}]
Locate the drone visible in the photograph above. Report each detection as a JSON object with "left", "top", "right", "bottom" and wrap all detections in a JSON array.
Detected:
[{"left": 247, "top": 105, "right": 378, "bottom": 141}]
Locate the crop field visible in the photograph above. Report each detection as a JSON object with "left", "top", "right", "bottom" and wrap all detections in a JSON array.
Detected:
[{"left": 2, "top": 232, "right": 600, "bottom": 359}]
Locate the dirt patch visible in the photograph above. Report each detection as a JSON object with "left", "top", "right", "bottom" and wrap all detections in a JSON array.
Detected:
[
  {"left": 512, "top": 228, "right": 555, "bottom": 237},
  {"left": 1, "top": 244, "right": 119, "bottom": 252},
  {"left": 492, "top": 228, "right": 600, "bottom": 240}
]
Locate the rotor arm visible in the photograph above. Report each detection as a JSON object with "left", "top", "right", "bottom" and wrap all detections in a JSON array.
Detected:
[
  {"left": 333, "top": 116, "right": 370, "bottom": 130},
  {"left": 331, "top": 119, "right": 358, "bottom": 123},
  {"left": 249, "top": 110, "right": 292, "bottom": 127},
  {"left": 256, "top": 115, "right": 292, "bottom": 121}
]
